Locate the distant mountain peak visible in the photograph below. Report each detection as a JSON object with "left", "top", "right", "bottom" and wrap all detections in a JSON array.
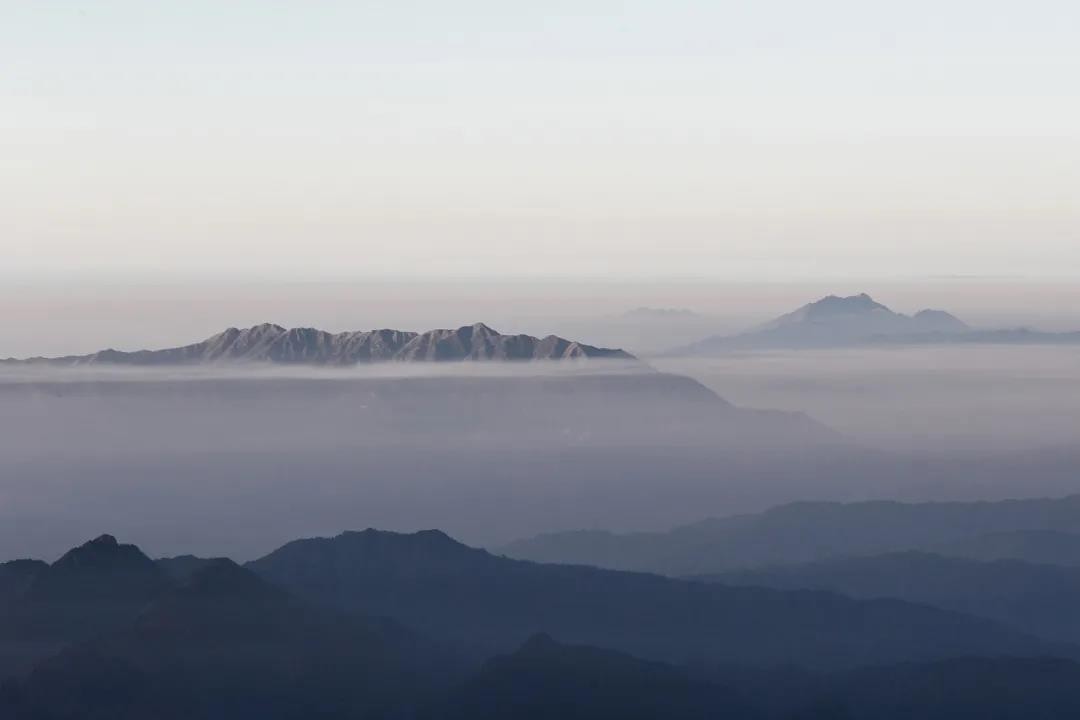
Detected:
[
  {"left": 781, "top": 293, "right": 889, "bottom": 321},
  {"left": 16, "top": 323, "right": 634, "bottom": 367},
  {"left": 675, "top": 293, "right": 972, "bottom": 353},
  {"left": 912, "top": 308, "right": 969, "bottom": 332}
]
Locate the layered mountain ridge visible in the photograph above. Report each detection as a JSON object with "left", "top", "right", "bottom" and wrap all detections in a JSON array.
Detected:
[
  {"left": 4, "top": 528, "right": 1080, "bottom": 718},
  {"left": 8, "top": 322, "right": 634, "bottom": 367}
]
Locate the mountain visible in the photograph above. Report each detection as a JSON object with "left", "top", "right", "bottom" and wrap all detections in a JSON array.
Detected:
[
  {"left": 701, "top": 551, "right": 1080, "bottom": 645},
  {"left": 26, "top": 535, "right": 167, "bottom": 606},
  {"left": 5, "top": 533, "right": 1080, "bottom": 719},
  {"left": 430, "top": 636, "right": 1080, "bottom": 720},
  {"left": 155, "top": 554, "right": 231, "bottom": 583},
  {"left": 0, "top": 561, "right": 47, "bottom": 602},
  {"left": 675, "top": 293, "right": 971, "bottom": 352},
  {"left": 429, "top": 633, "right": 758, "bottom": 720},
  {"left": 246, "top": 528, "right": 1057, "bottom": 671},
  {"left": 825, "top": 657, "right": 1080, "bottom": 720},
  {"left": 932, "top": 529, "right": 1080, "bottom": 566},
  {"left": 501, "top": 495, "right": 1080, "bottom": 575},
  {"left": 0, "top": 535, "right": 170, "bottom": 678},
  {"left": 0, "top": 559, "right": 455, "bottom": 719},
  {"left": 8, "top": 322, "right": 634, "bottom": 366}
]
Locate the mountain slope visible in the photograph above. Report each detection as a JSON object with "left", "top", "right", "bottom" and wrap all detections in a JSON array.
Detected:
[
  {"left": 932, "top": 529, "right": 1080, "bottom": 566},
  {"left": 501, "top": 495, "right": 1080, "bottom": 575},
  {"left": 702, "top": 551, "right": 1080, "bottom": 644},
  {"left": 9, "top": 322, "right": 634, "bottom": 366},
  {"left": 0, "top": 561, "right": 47, "bottom": 602},
  {"left": 429, "top": 633, "right": 759, "bottom": 720},
  {"left": 0, "top": 559, "right": 455, "bottom": 720},
  {"left": 246, "top": 528, "right": 1058, "bottom": 671},
  {"left": 0, "top": 535, "right": 171, "bottom": 678},
  {"left": 430, "top": 636, "right": 1080, "bottom": 720}
]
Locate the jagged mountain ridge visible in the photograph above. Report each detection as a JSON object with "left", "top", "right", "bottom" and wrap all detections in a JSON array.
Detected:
[{"left": 11, "top": 322, "right": 634, "bottom": 366}]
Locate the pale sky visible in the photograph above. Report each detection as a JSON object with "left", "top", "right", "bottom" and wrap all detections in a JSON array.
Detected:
[{"left": 3, "top": 1, "right": 1079, "bottom": 281}]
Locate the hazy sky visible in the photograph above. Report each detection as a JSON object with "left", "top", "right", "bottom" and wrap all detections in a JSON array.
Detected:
[{"left": 4, "top": 1, "right": 1079, "bottom": 281}]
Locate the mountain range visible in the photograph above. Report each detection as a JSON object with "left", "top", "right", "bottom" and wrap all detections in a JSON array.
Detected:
[
  {"left": 674, "top": 293, "right": 1080, "bottom": 353},
  {"left": 501, "top": 494, "right": 1080, "bottom": 575},
  {"left": 5, "top": 322, "right": 634, "bottom": 366},
  {"left": 0, "top": 549, "right": 455, "bottom": 719},
  {"left": 3, "top": 527, "right": 1080, "bottom": 719},
  {"left": 702, "top": 550, "right": 1080, "bottom": 645},
  {"left": 435, "top": 636, "right": 1080, "bottom": 720},
  {"left": 244, "top": 527, "right": 1054, "bottom": 671}
]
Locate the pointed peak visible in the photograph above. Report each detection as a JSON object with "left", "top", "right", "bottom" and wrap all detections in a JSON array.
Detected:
[
  {"left": 245, "top": 323, "right": 286, "bottom": 334},
  {"left": 52, "top": 534, "right": 155, "bottom": 569},
  {"left": 451, "top": 322, "right": 500, "bottom": 336}
]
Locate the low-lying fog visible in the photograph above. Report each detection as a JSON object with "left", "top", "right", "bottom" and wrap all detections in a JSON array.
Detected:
[
  {"left": 2, "top": 345, "right": 1079, "bottom": 563},
  {"left": 659, "top": 345, "right": 1080, "bottom": 453}
]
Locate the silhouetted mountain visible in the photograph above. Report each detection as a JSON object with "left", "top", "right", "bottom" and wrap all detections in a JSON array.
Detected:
[
  {"left": 155, "top": 554, "right": 230, "bottom": 583},
  {"left": 0, "top": 559, "right": 457, "bottom": 719},
  {"left": 501, "top": 495, "right": 1080, "bottom": 575},
  {"left": 0, "top": 561, "right": 47, "bottom": 601},
  {"left": 7, "top": 533, "right": 1080, "bottom": 719},
  {"left": 702, "top": 551, "right": 1080, "bottom": 645},
  {"left": 675, "top": 294, "right": 970, "bottom": 352},
  {"left": 0, "top": 536, "right": 170, "bottom": 678},
  {"left": 247, "top": 528, "right": 1055, "bottom": 671},
  {"left": 9, "top": 322, "right": 634, "bottom": 366},
  {"left": 429, "top": 633, "right": 759, "bottom": 720},
  {"left": 910, "top": 308, "right": 968, "bottom": 332},
  {"left": 27, "top": 535, "right": 167, "bottom": 605},
  {"left": 932, "top": 529, "right": 1080, "bottom": 566},
  {"left": 429, "top": 636, "right": 1080, "bottom": 720},
  {"left": 827, "top": 657, "right": 1080, "bottom": 720}
]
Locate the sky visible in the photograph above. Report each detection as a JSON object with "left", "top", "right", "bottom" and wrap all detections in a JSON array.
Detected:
[{"left": 3, "top": 0, "right": 1079, "bottom": 282}]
